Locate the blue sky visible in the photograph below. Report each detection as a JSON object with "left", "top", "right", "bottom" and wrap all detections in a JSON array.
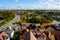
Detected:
[{"left": 0, "top": 0, "right": 60, "bottom": 10}]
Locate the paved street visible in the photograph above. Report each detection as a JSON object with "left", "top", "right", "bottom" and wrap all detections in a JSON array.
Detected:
[{"left": 0, "top": 14, "right": 20, "bottom": 30}]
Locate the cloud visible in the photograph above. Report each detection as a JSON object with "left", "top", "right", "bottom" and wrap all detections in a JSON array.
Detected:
[
  {"left": 41, "top": 2, "right": 60, "bottom": 10},
  {"left": 18, "top": 4, "right": 60, "bottom": 10},
  {"left": 0, "top": 3, "right": 60, "bottom": 10}
]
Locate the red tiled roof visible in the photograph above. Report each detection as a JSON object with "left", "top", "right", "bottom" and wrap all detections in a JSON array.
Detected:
[
  {"left": 20, "top": 29, "right": 30, "bottom": 40},
  {"left": 40, "top": 32, "right": 46, "bottom": 38},
  {"left": 51, "top": 31, "right": 60, "bottom": 36},
  {"left": 0, "top": 32, "right": 8, "bottom": 40},
  {"left": 21, "top": 22, "right": 26, "bottom": 26},
  {"left": 40, "top": 23, "right": 52, "bottom": 28}
]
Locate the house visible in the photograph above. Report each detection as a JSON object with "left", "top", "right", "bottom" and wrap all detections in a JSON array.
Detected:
[
  {"left": 20, "top": 28, "right": 30, "bottom": 40},
  {"left": 10, "top": 30, "right": 14, "bottom": 38},
  {"left": 30, "top": 31, "right": 37, "bottom": 40},
  {"left": 30, "top": 30, "right": 47, "bottom": 40},
  {"left": 51, "top": 31, "right": 60, "bottom": 40},
  {"left": 48, "top": 31, "right": 55, "bottom": 40},
  {"left": 4, "top": 29, "right": 14, "bottom": 37},
  {"left": 48, "top": 31, "right": 60, "bottom": 40},
  {"left": 40, "top": 23, "right": 52, "bottom": 29},
  {"left": 0, "top": 31, "right": 10, "bottom": 40},
  {"left": 37, "top": 32, "right": 46, "bottom": 40}
]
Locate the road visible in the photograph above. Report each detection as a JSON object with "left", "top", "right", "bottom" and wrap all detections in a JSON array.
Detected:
[{"left": 0, "top": 14, "right": 20, "bottom": 29}]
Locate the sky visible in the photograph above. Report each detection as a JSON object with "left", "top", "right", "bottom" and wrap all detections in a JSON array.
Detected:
[{"left": 0, "top": 0, "right": 60, "bottom": 10}]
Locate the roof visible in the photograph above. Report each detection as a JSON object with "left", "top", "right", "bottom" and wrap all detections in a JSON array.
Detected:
[
  {"left": 51, "top": 31, "right": 60, "bottom": 36},
  {"left": 0, "top": 31, "right": 8, "bottom": 40},
  {"left": 21, "top": 22, "right": 27, "bottom": 26},
  {"left": 20, "top": 31, "right": 30, "bottom": 40},
  {"left": 4, "top": 29, "right": 13, "bottom": 36},
  {"left": 30, "top": 31, "right": 37, "bottom": 40},
  {"left": 40, "top": 23, "right": 51, "bottom": 29},
  {"left": 0, "top": 32, "right": 8, "bottom": 36}
]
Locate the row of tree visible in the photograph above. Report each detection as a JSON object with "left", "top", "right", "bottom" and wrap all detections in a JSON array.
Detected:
[{"left": 0, "top": 11, "right": 15, "bottom": 26}]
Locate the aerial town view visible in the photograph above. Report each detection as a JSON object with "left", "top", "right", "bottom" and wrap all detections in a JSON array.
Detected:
[{"left": 0, "top": 0, "right": 60, "bottom": 40}]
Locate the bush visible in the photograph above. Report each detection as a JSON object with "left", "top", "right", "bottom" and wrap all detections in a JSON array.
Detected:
[{"left": 28, "top": 17, "right": 41, "bottom": 23}]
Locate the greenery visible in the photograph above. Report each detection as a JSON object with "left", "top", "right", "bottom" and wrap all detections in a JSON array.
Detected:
[
  {"left": 0, "top": 11, "right": 15, "bottom": 26},
  {"left": 1, "top": 10, "right": 60, "bottom": 26},
  {"left": 12, "top": 30, "right": 25, "bottom": 40},
  {"left": 13, "top": 20, "right": 23, "bottom": 25},
  {"left": 12, "top": 31, "right": 22, "bottom": 40},
  {"left": 19, "top": 11, "right": 54, "bottom": 23}
]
